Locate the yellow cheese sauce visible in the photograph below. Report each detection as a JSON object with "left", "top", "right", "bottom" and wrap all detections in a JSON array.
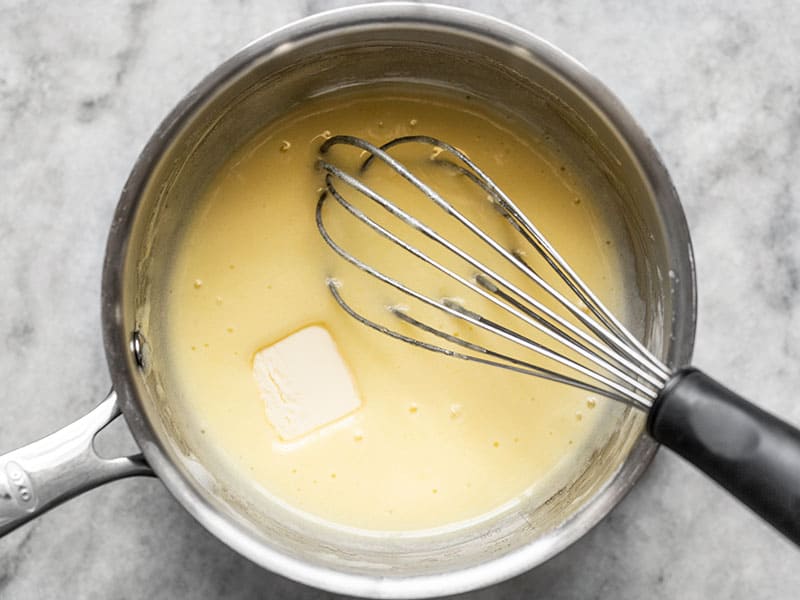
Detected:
[{"left": 164, "top": 85, "right": 631, "bottom": 532}]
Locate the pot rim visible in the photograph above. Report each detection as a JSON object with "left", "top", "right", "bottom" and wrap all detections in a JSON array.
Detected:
[{"left": 101, "top": 3, "right": 697, "bottom": 597}]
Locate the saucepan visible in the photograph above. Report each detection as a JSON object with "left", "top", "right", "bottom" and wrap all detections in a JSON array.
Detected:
[{"left": 0, "top": 4, "right": 697, "bottom": 597}]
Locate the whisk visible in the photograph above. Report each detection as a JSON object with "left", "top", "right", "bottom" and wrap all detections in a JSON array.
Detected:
[{"left": 316, "top": 134, "right": 800, "bottom": 545}]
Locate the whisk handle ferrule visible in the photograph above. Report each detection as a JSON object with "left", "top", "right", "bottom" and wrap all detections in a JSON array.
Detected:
[{"left": 648, "top": 368, "right": 800, "bottom": 546}]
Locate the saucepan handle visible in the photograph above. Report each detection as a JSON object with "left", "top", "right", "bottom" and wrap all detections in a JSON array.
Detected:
[
  {"left": 0, "top": 390, "right": 153, "bottom": 536},
  {"left": 648, "top": 368, "right": 800, "bottom": 545}
]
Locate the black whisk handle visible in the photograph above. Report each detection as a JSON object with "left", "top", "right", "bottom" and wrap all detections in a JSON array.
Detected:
[{"left": 648, "top": 368, "right": 800, "bottom": 545}]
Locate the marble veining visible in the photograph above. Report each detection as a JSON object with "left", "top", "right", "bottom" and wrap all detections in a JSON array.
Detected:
[{"left": 1, "top": 1, "right": 800, "bottom": 598}]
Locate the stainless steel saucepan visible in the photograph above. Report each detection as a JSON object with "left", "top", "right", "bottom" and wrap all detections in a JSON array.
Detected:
[{"left": 0, "top": 4, "right": 696, "bottom": 597}]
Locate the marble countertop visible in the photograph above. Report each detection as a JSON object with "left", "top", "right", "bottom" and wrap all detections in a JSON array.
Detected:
[{"left": 1, "top": 1, "right": 799, "bottom": 598}]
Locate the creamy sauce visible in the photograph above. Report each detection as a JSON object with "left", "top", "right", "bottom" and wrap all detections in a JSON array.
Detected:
[{"left": 165, "top": 85, "right": 630, "bottom": 531}]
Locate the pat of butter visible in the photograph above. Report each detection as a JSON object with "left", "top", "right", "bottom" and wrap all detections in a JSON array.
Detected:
[{"left": 253, "top": 325, "right": 361, "bottom": 441}]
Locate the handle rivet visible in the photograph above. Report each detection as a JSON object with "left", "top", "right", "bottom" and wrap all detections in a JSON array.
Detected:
[{"left": 130, "top": 330, "right": 147, "bottom": 370}]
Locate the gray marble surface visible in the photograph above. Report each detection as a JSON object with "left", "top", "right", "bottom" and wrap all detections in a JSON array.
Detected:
[{"left": 1, "top": 0, "right": 799, "bottom": 598}]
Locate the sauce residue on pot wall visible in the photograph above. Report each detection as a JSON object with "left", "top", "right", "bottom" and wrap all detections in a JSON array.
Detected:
[{"left": 164, "top": 84, "right": 632, "bottom": 532}]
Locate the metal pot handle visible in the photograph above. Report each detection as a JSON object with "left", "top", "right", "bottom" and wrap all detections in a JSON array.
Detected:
[{"left": 0, "top": 389, "right": 153, "bottom": 536}]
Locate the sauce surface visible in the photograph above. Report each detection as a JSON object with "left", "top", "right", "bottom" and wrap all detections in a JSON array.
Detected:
[{"left": 165, "top": 85, "right": 630, "bottom": 531}]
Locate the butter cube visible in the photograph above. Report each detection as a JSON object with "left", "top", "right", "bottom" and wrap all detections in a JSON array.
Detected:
[{"left": 253, "top": 325, "right": 361, "bottom": 441}]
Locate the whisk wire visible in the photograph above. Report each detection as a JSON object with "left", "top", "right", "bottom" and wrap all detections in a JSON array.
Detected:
[
  {"left": 363, "top": 136, "right": 669, "bottom": 381},
  {"left": 320, "top": 161, "right": 661, "bottom": 393},
  {"left": 319, "top": 163, "right": 662, "bottom": 400},
  {"left": 326, "top": 281, "right": 645, "bottom": 408},
  {"left": 316, "top": 135, "right": 671, "bottom": 409},
  {"left": 323, "top": 138, "right": 667, "bottom": 382}
]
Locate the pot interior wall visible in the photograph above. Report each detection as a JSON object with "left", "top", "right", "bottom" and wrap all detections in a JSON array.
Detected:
[{"left": 121, "top": 29, "right": 685, "bottom": 579}]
